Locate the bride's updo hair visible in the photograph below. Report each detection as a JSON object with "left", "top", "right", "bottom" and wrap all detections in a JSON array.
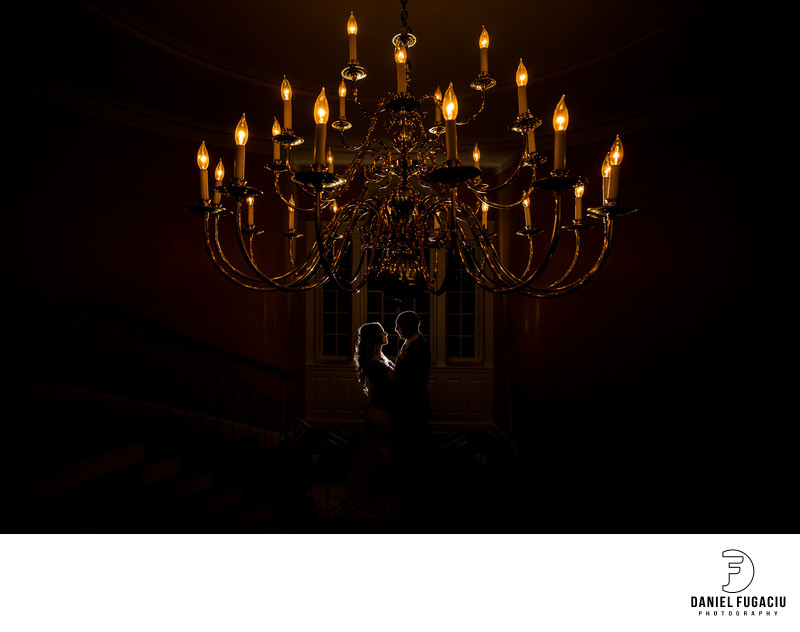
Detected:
[{"left": 354, "top": 322, "right": 391, "bottom": 394}]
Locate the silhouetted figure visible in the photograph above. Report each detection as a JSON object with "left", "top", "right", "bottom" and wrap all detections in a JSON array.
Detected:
[
  {"left": 393, "top": 310, "right": 431, "bottom": 432},
  {"left": 393, "top": 310, "right": 431, "bottom": 514},
  {"left": 346, "top": 322, "right": 398, "bottom": 518}
]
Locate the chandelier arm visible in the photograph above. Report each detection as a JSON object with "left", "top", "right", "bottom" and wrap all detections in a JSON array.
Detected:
[
  {"left": 466, "top": 150, "right": 531, "bottom": 198},
  {"left": 224, "top": 198, "right": 333, "bottom": 291},
  {"left": 456, "top": 206, "right": 532, "bottom": 288},
  {"left": 350, "top": 79, "right": 375, "bottom": 121},
  {"left": 544, "top": 229, "right": 583, "bottom": 288},
  {"left": 415, "top": 234, "right": 448, "bottom": 295},
  {"left": 203, "top": 214, "right": 296, "bottom": 291},
  {"left": 310, "top": 189, "right": 367, "bottom": 294},
  {"left": 456, "top": 87, "right": 487, "bottom": 126},
  {"left": 520, "top": 217, "right": 615, "bottom": 297}
]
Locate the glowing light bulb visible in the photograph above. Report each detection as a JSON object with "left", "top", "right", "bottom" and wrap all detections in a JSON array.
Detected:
[
  {"left": 516, "top": 59, "right": 528, "bottom": 114},
  {"left": 197, "top": 141, "right": 209, "bottom": 201},
  {"left": 522, "top": 197, "right": 531, "bottom": 228},
  {"left": 281, "top": 77, "right": 292, "bottom": 102},
  {"left": 552, "top": 95, "right": 569, "bottom": 131},
  {"left": 395, "top": 42, "right": 407, "bottom": 92},
  {"left": 246, "top": 196, "right": 254, "bottom": 226},
  {"left": 347, "top": 11, "right": 358, "bottom": 61},
  {"left": 212, "top": 158, "right": 224, "bottom": 203},
  {"left": 394, "top": 42, "right": 407, "bottom": 64},
  {"left": 479, "top": 26, "right": 489, "bottom": 74},
  {"left": 313, "top": 88, "right": 329, "bottom": 166},
  {"left": 196, "top": 141, "right": 209, "bottom": 170},
  {"left": 233, "top": 114, "right": 248, "bottom": 180},
  {"left": 314, "top": 88, "right": 329, "bottom": 124},
  {"left": 473, "top": 143, "right": 481, "bottom": 169},
  {"left": 235, "top": 114, "right": 248, "bottom": 146},
  {"left": 442, "top": 83, "right": 458, "bottom": 121},
  {"left": 607, "top": 135, "right": 624, "bottom": 202},
  {"left": 609, "top": 135, "right": 624, "bottom": 165},
  {"left": 339, "top": 79, "right": 347, "bottom": 99},
  {"left": 281, "top": 77, "right": 293, "bottom": 129},
  {"left": 516, "top": 59, "right": 528, "bottom": 87},
  {"left": 271, "top": 117, "right": 281, "bottom": 159},
  {"left": 601, "top": 153, "right": 612, "bottom": 202},
  {"left": 434, "top": 85, "right": 443, "bottom": 122},
  {"left": 574, "top": 183, "right": 585, "bottom": 221},
  {"left": 442, "top": 83, "right": 459, "bottom": 161},
  {"left": 552, "top": 96, "right": 568, "bottom": 171}
]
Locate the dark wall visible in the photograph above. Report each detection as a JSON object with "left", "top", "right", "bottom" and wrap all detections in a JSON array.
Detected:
[
  {"left": 490, "top": 101, "right": 787, "bottom": 526},
  {"left": 6, "top": 38, "right": 787, "bottom": 529}
]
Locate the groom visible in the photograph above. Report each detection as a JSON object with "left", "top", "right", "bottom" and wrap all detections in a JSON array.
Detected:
[{"left": 393, "top": 310, "right": 431, "bottom": 435}]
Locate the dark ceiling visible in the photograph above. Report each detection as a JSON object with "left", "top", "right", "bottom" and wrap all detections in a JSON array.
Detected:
[{"left": 20, "top": 0, "right": 737, "bottom": 168}]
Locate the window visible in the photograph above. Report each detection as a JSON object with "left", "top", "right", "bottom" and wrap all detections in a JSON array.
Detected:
[
  {"left": 445, "top": 253, "right": 477, "bottom": 360},
  {"left": 366, "top": 289, "right": 430, "bottom": 357}
]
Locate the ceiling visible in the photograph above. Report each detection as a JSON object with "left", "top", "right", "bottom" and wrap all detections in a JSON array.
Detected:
[{"left": 20, "top": 0, "right": 733, "bottom": 169}]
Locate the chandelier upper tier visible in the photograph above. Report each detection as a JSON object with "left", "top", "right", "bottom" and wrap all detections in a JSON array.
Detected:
[{"left": 186, "top": 0, "right": 637, "bottom": 298}]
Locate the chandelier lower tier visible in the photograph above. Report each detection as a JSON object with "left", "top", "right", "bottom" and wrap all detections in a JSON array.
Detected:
[{"left": 186, "top": 1, "right": 637, "bottom": 298}]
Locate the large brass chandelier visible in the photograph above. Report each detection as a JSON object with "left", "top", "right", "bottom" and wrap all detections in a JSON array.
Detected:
[{"left": 186, "top": 0, "right": 636, "bottom": 298}]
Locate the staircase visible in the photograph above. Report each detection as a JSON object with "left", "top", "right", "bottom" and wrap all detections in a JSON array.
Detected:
[{"left": 2, "top": 296, "right": 592, "bottom": 532}]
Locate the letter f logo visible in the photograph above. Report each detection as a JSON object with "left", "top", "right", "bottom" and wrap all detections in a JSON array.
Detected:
[{"left": 722, "top": 549, "right": 754, "bottom": 593}]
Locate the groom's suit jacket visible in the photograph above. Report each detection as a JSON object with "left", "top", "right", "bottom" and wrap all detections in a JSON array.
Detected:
[{"left": 394, "top": 334, "right": 431, "bottom": 427}]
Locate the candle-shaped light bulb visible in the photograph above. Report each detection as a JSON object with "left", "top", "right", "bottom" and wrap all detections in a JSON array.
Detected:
[
  {"left": 288, "top": 194, "right": 296, "bottom": 231},
  {"left": 601, "top": 153, "right": 612, "bottom": 202},
  {"left": 552, "top": 95, "right": 569, "bottom": 131},
  {"left": 326, "top": 147, "right": 334, "bottom": 173},
  {"left": 609, "top": 134, "right": 624, "bottom": 165},
  {"left": 481, "top": 201, "right": 489, "bottom": 228},
  {"left": 281, "top": 76, "right": 293, "bottom": 129},
  {"left": 197, "top": 141, "right": 209, "bottom": 170},
  {"left": 338, "top": 79, "right": 347, "bottom": 118},
  {"left": 197, "top": 141, "right": 209, "bottom": 201},
  {"left": 233, "top": 114, "right": 248, "bottom": 180},
  {"left": 552, "top": 96, "right": 568, "bottom": 171},
  {"left": 516, "top": 59, "right": 528, "bottom": 115},
  {"left": 213, "top": 158, "right": 224, "bottom": 204},
  {"left": 271, "top": 117, "right": 281, "bottom": 159},
  {"left": 607, "top": 135, "right": 624, "bottom": 203},
  {"left": 442, "top": 82, "right": 459, "bottom": 161},
  {"left": 246, "top": 196, "right": 255, "bottom": 226},
  {"left": 395, "top": 42, "right": 407, "bottom": 92},
  {"left": 522, "top": 197, "right": 531, "bottom": 228},
  {"left": 479, "top": 26, "right": 489, "bottom": 73},
  {"left": 472, "top": 143, "right": 481, "bottom": 169},
  {"left": 313, "top": 88, "right": 329, "bottom": 166},
  {"left": 442, "top": 83, "right": 458, "bottom": 120},
  {"left": 574, "top": 183, "right": 584, "bottom": 221},
  {"left": 235, "top": 114, "right": 248, "bottom": 146},
  {"left": 434, "top": 85, "right": 443, "bottom": 123},
  {"left": 347, "top": 11, "right": 358, "bottom": 60},
  {"left": 314, "top": 88, "right": 329, "bottom": 124}
]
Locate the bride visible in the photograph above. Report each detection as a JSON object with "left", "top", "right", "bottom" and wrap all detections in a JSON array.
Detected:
[
  {"left": 354, "top": 322, "right": 396, "bottom": 427},
  {"left": 345, "top": 322, "right": 398, "bottom": 516}
]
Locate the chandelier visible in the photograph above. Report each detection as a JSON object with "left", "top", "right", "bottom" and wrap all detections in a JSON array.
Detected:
[{"left": 185, "top": 0, "right": 636, "bottom": 298}]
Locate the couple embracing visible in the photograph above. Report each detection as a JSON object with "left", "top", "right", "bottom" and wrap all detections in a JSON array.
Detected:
[{"left": 354, "top": 310, "right": 431, "bottom": 438}]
